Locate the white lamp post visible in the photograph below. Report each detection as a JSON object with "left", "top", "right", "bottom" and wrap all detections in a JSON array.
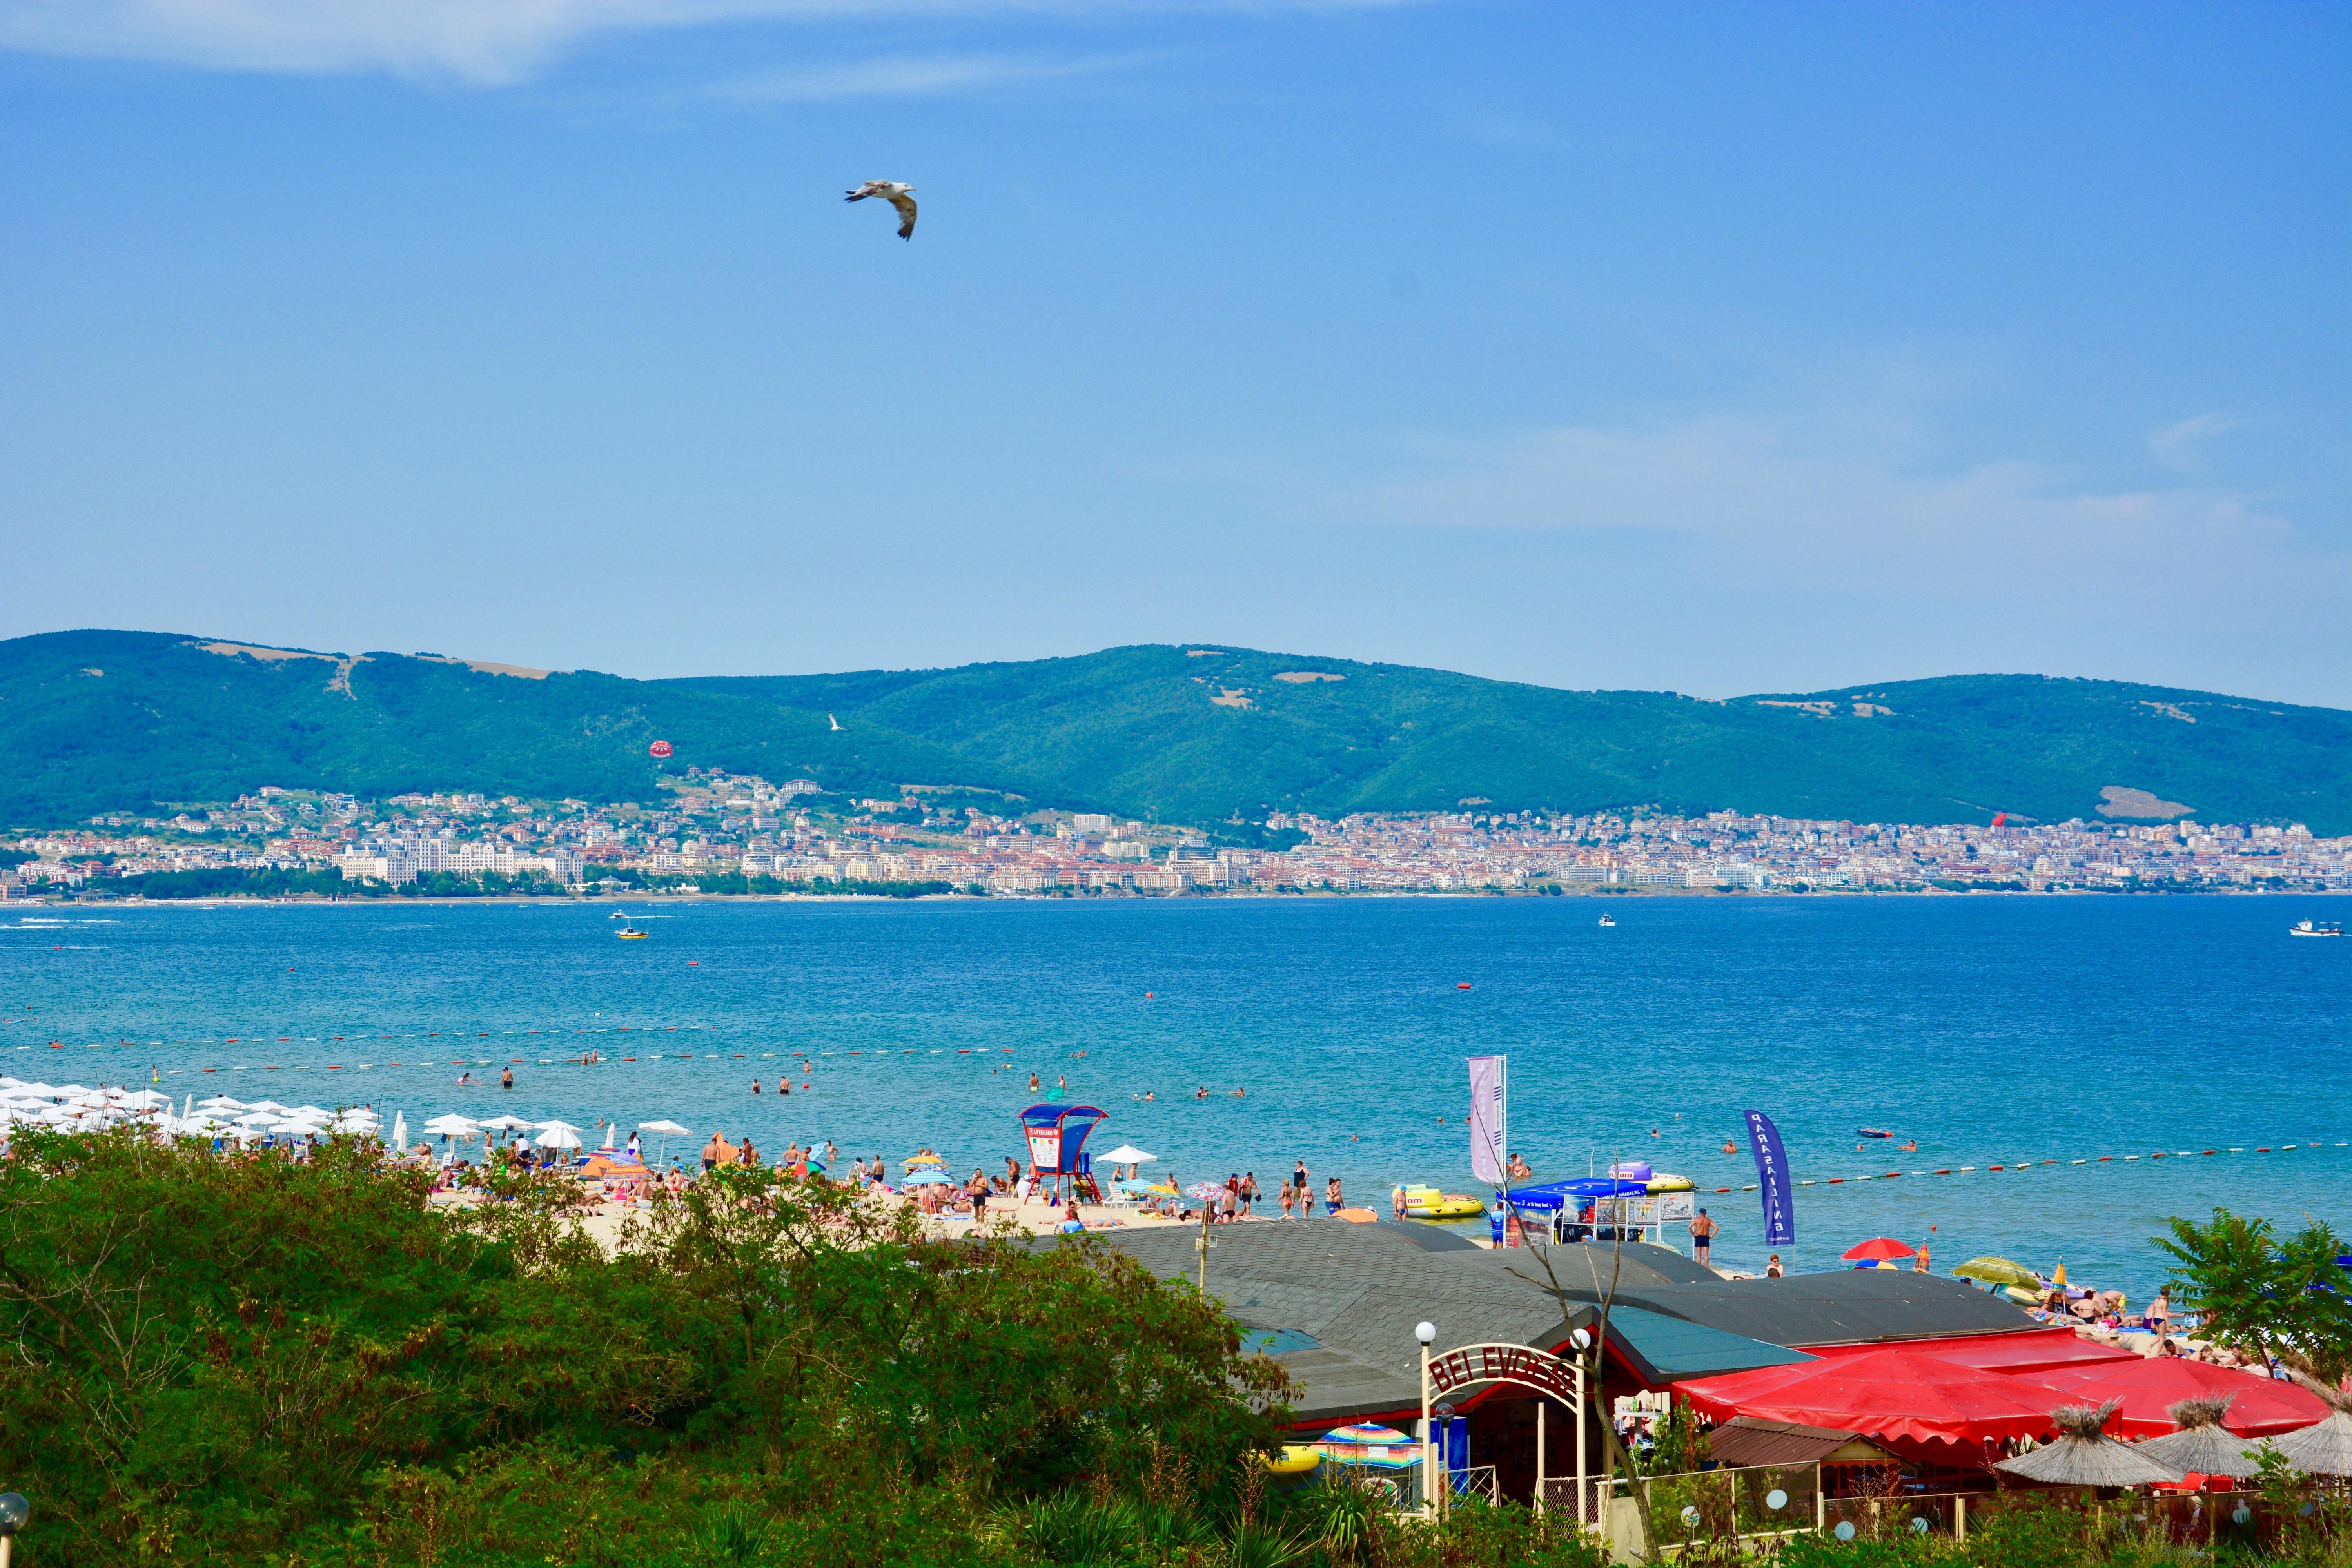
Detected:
[
  {"left": 1416, "top": 1320, "right": 1437, "bottom": 1512},
  {"left": 1571, "top": 1326, "right": 1593, "bottom": 1531}
]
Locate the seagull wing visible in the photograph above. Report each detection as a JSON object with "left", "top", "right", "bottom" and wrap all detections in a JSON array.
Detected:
[{"left": 886, "top": 191, "right": 917, "bottom": 239}]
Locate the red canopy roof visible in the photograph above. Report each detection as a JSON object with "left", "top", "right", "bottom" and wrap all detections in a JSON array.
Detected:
[
  {"left": 1798, "top": 1328, "right": 2140, "bottom": 1376},
  {"left": 2026, "top": 1358, "right": 2330, "bottom": 1438},
  {"left": 1677, "top": 1348, "right": 2058, "bottom": 1449}
]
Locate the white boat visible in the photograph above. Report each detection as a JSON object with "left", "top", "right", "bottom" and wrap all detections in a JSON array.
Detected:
[
  {"left": 2289, "top": 919, "right": 2342, "bottom": 937},
  {"left": 1598, "top": 914, "right": 1616, "bottom": 927}
]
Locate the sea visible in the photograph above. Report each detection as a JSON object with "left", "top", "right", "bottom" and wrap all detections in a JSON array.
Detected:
[{"left": 5, "top": 893, "right": 2345, "bottom": 1300}]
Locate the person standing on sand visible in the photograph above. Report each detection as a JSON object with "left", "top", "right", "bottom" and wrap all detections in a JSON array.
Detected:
[
  {"left": 701, "top": 1132, "right": 721, "bottom": 1173},
  {"left": 1325, "top": 1175, "right": 1342, "bottom": 1216},
  {"left": 1690, "top": 1208, "right": 1718, "bottom": 1267},
  {"left": 1240, "top": 1171, "right": 1258, "bottom": 1217},
  {"left": 1393, "top": 1185, "right": 1408, "bottom": 1221},
  {"left": 2149, "top": 1287, "right": 2170, "bottom": 1338},
  {"left": 1280, "top": 1182, "right": 1296, "bottom": 1220}
]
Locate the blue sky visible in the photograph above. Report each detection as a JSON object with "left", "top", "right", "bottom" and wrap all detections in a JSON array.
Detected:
[{"left": 3, "top": 2, "right": 2346, "bottom": 704}]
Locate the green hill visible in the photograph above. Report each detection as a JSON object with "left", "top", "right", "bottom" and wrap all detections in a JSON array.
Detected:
[
  {"left": 0, "top": 630, "right": 995, "bottom": 825},
  {"left": 666, "top": 646, "right": 2352, "bottom": 833},
  {"left": 4, "top": 630, "right": 2345, "bottom": 833}
]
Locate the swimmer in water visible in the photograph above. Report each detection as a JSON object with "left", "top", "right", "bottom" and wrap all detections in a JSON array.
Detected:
[
  {"left": 1901, "top": 1139, "right": 1918, "bottom": 1152},
  {"left": 1723, "top": 1139, "right": 1737, "bottom": 1154}
]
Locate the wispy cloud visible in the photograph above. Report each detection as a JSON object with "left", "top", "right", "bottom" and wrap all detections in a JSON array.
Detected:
[
  {"left": 2146, "top": 410, "right": 2243, "bottom": 475},
  {"left": 717, "top": 49, "right": 1147, "bottom": 102},
  {"left": 1295, "top": 415, "right": 2346, "bottom": 621},
  {"left": 0, "top": 0, "right": 1401, "bottom": 84}
]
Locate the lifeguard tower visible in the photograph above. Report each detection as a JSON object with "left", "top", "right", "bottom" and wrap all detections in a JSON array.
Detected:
[{"left": 1017, "top": 1103, "right": 1109, "bottom": 1205}]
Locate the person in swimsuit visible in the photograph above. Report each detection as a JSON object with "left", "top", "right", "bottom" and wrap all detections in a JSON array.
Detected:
[
  {"left": 1689, "top": 1208, "right": 1718, "bottom": 1266},
  {"left": 1766, "top": 1254, "right": 1783, "bottom": 1278}
]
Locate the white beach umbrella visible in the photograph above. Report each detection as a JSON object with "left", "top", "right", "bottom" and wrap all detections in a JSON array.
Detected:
[
  {"left": 247, "top": 1100, "right": 291, "bottom": 1114},
  {"left": 422, "top": 1115, "right": 481, "bottom": 1135},
  {"left": 1098, "top": 1145, "right": 1155, "bottom": 1165},
  {"left": 234, "top": 1111, "right": 280, "bottom": 1128},
  {"left": 638, "top": 1119, "right": 691, "bottom": 1163},
  {"left": 180, "top": 1114, "right": 237, "bottom": 1137},
  {"left": 536, "top": 1126, "right": 583, "bottom": 1151},
  {"left": 181, "top": 1094, "right": 193, "bottom": 1120},
  {"left": 0, "top": 1077, "right": 22, "bottom": 1090},
  {"left": 122, "top": 1089, "right": 171, "bottom": 1107},
  {"left": 477, "top": 1114, "right": 535, "bottom": 1132},
  {"left": 391, "top": 1111, "right": 407, "bottom": 1151},
  {"left": 287, "top": 1105, "right": 332, "bottom": 1120},
  {"left": 599, "top": 1121, "right": 617, "bottom": 1151},
  {"left": 533, "top": 1119, "right": 583, "bottom": 1133},
  {"left": 198, "top": 1095, "right": 247, "bottom": 1111}
]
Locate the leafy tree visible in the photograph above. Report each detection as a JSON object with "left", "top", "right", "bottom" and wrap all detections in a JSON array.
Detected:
[{"left": 2154, "top": 1207, "right": 2352, "bottom": 1382}]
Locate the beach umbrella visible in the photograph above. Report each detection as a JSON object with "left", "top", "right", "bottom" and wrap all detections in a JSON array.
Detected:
[
  {"left": 638, "top": 1119, "right": 690, "bottom": 1163},
  {"left": 121, "top": 1089, "right": 170, "bottom": 1108},
  {"left": 198, "top": 1095, "right": 247, "bottom": 1112},
  {"left": 2029, "top": 1358, "right": 2328, "bottom": 1437},
  {"left": 2134, "top": 1399, "right": 2269, "bottom": 1481},
  {"left": 1116, "top": 1179, "right": 1164, "bottom": 1195},
  {"left": 902, "top": 1170, "right": 952, "bottom": 1185},
  {"left": 903, "top": 1153, "right": 947, "bottom": 1171},
  {"left": 233, "top": 1111, "right": 280, "bottom": 1128},
  {"left": 1841, "top": 1237, "right": 1918, "bottom": 1263},
  {"left": 599, "top": 1122, "right": 617, "bottom": 1151},
  {"left": 247, "top": 1100, "right": 291, "bottom": 1115},
  {"left": 1996, "top": 1403, "right": 2182, "bottom": 1488},
  {"left": 1099, "top": 1144, "right": 1155, "bottom": 1165},
  {"left": 533, "top": 1119, "right": 582, "bottom": 1134},
  {"left": 2270, "top": 1409, "right": 2352, "bottom": 1477},
  {"left": 422, "top": 1115, "right": 479, "bottom": 1134},
  {"left": 392, "top": 1111, "right": 407, "bottom": 1152},
  {"left": 536, "top": 1127, "right": 583, "bottom": 1151}
]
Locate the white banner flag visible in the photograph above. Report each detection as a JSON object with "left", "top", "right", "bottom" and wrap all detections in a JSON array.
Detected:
[{"left": 1467, "top": 1055, "right": 1507, "bottom": 1185}]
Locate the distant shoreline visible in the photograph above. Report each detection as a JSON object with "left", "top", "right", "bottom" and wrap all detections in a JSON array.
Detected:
[{"left": 15, "top": 884, "right": 2345, "bottom": 909}]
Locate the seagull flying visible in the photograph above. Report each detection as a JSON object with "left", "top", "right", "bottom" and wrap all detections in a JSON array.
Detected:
[{"left": 844, "top": 180, "right": 917, "bottom": 240}]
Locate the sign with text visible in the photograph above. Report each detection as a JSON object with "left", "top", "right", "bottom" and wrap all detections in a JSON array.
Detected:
[
  {"left": 1428, "top": 1342, "right": 1580, "bottom": 1406},
  {"left": 1744, "top": 1109, "right": 1796, "bottom": 1247}
]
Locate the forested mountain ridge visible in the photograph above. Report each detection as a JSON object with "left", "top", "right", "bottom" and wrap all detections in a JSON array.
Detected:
[{"left": 5, "top": 630, "right": 2346, "bottom": 833}]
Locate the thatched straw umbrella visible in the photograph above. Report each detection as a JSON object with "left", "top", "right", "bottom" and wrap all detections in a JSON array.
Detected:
[
  {"left": 1997, "top": 1403, "right": 2183, "bottom": 1488},
  {"left": 2135, "top": 1397, "right": 2264, "bottom": 1481},
  {"left": 2271, "top": 1375, "right": 2352, "bottom": 1477}
]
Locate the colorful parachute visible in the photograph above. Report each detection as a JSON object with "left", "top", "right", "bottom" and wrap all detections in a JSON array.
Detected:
[{"left": 649, "top": 740, "right": 673, "bottom": 759}]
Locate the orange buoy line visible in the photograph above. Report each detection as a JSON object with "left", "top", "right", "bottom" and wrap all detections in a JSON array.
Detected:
[{"left": 1704, "top": 1141, "right": 2349, "bottom": 1196}]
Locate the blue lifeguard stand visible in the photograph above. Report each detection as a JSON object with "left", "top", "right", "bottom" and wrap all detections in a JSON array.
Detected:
[{"left": 1018, "top": 1103, "right": 1109, "bottom": 1204}]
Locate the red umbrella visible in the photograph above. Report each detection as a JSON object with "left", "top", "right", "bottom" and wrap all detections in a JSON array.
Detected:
[
  {"left": 2027, "top": 1358, "right": 2329, "bottom": 1438},
  {"left": 1842, "top": 1236, "right": 1918, "bottom": 1263},
  {"left": 1677, "top": 1348, "right": 2056, "bottom": 1448}
]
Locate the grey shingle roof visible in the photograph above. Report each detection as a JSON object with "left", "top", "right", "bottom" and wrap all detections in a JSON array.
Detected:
[{"left": 1076, "top": 1225, "right": 1786, "bottom": 1424}]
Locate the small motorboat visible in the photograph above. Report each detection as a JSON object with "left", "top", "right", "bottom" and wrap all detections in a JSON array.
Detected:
[
  {"left": 609, "top": 910, "right": 629, "bottom": 920},
  {"left": 615, "top": 926, "right": 650, "bottom": 940},
  {"left": 2288, "top": 919, "right": 2342, "bottom": 937},
  {"left": 1857, "top": 1127, "right": 1894, "bottom": 1140},
  {"left": 1598, "top": 914, "right": 1616, "bottom": 927}
]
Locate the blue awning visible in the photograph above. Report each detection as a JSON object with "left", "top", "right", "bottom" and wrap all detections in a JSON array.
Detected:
[{"left": 1504, "top": 1178, "right": 1648, "bottom": 1214}]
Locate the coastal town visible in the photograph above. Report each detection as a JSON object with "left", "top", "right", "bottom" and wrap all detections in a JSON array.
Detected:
[{"left": 8, "top": 770, "right": 2346, "bottom": 898}]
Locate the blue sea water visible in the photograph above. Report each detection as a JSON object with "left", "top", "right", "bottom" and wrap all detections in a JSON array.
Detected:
[{"left": 4, "top": 893, "right": 2345, "bottom": 1299}]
